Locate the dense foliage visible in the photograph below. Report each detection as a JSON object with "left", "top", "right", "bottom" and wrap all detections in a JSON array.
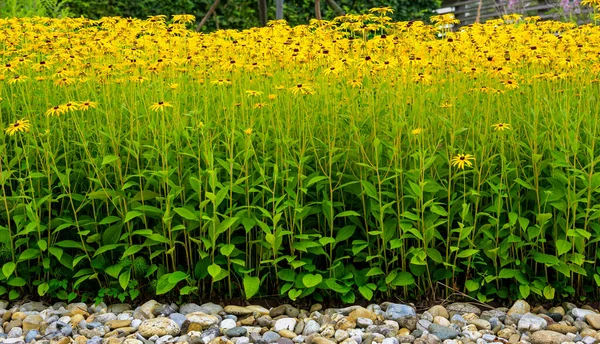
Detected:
[
  {"left": 2, "top": 7, "right": 600, "bottom": 304},
  {"left": 0, "top": 0, "right": 442, "bottom": 30}
]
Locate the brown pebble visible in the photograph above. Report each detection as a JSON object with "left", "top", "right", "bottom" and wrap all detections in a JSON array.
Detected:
[{"left": 106, "top": 320, "right": 132, "bottom": 330}]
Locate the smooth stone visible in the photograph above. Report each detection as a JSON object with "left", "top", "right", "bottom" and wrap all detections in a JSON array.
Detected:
[
  {"left": 7, "top": 327, "right": 22, "bottom": 338},
  {"left": 106, "top": 320, "right": 132, "bottom": 329},
  {"left": 180, "top": 304, "right": 203, "bottom": 315},
  {"left": 95, "top": 313, "right": 118, "bottom": 323},
  {"left": 131, "top": 319, "right": 142, "bottom": 328},
  {"left": 348, "top": 308, "right": 377, "bottom": 322},
  {"left": 139, "top": 300, "right": 162, "bottom": 319},
  {"left": 586, "top": 314, "right": 600, "bottom": 329},
  {"left": 169, "top": 313, "right": 188, "bottom": 328},
  {"left": 224, "top": 306, "right": 253, "bottom": 316},
  {"left": 235, "top": 338, "right": 250, "bottom": 344},
  {"left": 225, "top": 327, "right": 247, "bottom": 337},
  {"left": 356, "top": 318, "right": 373, "bottom": 328},
  {"left": 139, "top": 318, "right": 180, "bottom": 338},
  {"left": 310, "top": 305, "right": 322, "bottom": 313},
  {"left": 303, "top": 320, "right": 320, "bottom": 336},
  {"left": 257, "top": 316, "right": 274, "bottom": 328},
  {"left": 383, "top": 304, "right": 417, "bottom": 330},
  {"left": 263, "top": 331, "right": 281, "bottom": 343},
  {"left": 270, "top": 306, "right": 287, "bottom": 318},
  {"left": 417, "top": 319, "right": 431, "bottom": 332},
  {"left": 547, "top": 323, "right": 578, "bottom": 334},
  {"left": 574, "top": 308, "right": 597, "bottom": 319},
  {"left": 547, "top": 313, "right": 563, "bottom": 322},
  {"left": 529, "top": 330, "right": 569, "bottom": 344},
  {"left": 22, "top": 315, "right": 44, "bottom": 332},
  {"left": 284, "top": 306, "right": 299, "bottom": 318},
  {"left": 199, "top": 328, "right": 220, "bottom": 344},
  {"left": 79, "top": 328, "right": 106, "bottom": 338},
  {"left": 518, "top": 313, "right": 547, "bottom": 331},
  {"left": 107, "top": 304, "right": 132, "bottom": 313},
  {"left": 274, "top": 318, "right": 297, "bottom": 332},
  {"left": 480, "top": 309, "right": 506, "bottom": 322},
  {"left": 67, "top": 303, "right": 89, "bottom": 316},
  {"left": 20, "top": 302, "right": 46, "bottom": 312},
  {"left": 549, "top": 307, "right": 565, "bottom": 316},
  {"left": 86, "top": 322, "right": 103, "bottom": 329},
  {"left": 507, "top": 300, "right": 530, "bottom": 316},
  {"left": 199, "top": 303, "right": 224, "bottom": 316},
  {"left": 427, "top": 306, "right": 449, "bottom": 319},
  {"left": 428, "top": 323, "right": 458, "bottom": 340},
  {"left": 321, "top": 325, "right": 335, "bottom": 338},
  {"left": 446, "top": 303, "right": 481, "bottom": 316},
  {"left": 334, "top": 330, "right": 349, "bottom": 342},
  {"left": 86, "top": 336, "right": 103, "bottom": 344},
  {"left": 60, "top": 324, "right": 73, "bottom": 337},
  {"left": 433, "top": 316, "right": 450, "bottom": 327},
  {"left": 310, "top": 338, "right": 335, "bottom": 344},
  {"left": 279, "top": 330, "right": 296, "bottom": 339},
  {"left": 449, "top": 314, "right": 466, "bottom": 327},
  {"left": 381, "top": 339, "right": 398, "bottom": 344},
  {"left": 469, "top": 318, "right": 491, "bottom": 330},
  {"left": 24, "top": 330, "right": 38, "bottom": 343},
  {"left": 186, "top": 313, "right": 220, "bottom": 329},
  {"left": 220, "top": 319, "right": 237, "bottom": 331}
]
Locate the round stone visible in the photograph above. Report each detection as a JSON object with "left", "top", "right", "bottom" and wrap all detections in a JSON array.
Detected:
[
  {"left": 225, "top": 327, "right": 247, "bottom": 337},
  {"left": 139, "top": 318, "right": 180, "bottom": 338},
  {"left": 274, "top": 318, "right": 297, "bottom": 332}
]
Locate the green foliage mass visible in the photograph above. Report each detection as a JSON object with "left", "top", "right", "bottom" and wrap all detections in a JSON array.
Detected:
[{"left": 0, "top": 0, "right": 441, "bottom": 30}]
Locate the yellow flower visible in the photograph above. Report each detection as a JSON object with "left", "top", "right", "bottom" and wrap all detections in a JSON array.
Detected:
[
  {"left": 451, "top": 154, "right": 475, "bottom": 170},
  {"left": 581, "top": 0, "right": 600, "bottom": 7},
  {"left": 289, "top": 83, "right": 315, "bottom": 95},
  {"left": 369, "top": 7, "right": 394, "bottom": 15},
  {"left": 168, "top": 83, "right": 179, "bottom": 90},
  {"left": 46, "top": 105, "right": 65, "bottom": 117},
  {"left": 348, "top": 79, "right": 362, "bottom": 88},
  {"left": 440, "top": 101, "right": 454, "bottom": 108},
  {"left": 172, "top": 14, "right": 196, "bottom": 24},
  {"left": 411, "top": 128, "right": 423, "bottom": 135},
  {"left": 5, "top": 119, "right": 31, "bottom": 136},
  {"left": 78, "top": 100, "right": 98, "bottom": 111},
  {"left": 150, "top": 101, "right": 173, "bottom": 112},
  {"left": 212, "top": 79, "right": 232, "bottom": 86},
  {"left": 254, "top": 103, "right": 267, "bottom": 109},
  {"left": 8, "top": 75, "right": 27, "bottom": 84},
  {"left": 244, "top": 128, "right": 253, "bottom": 135},
  {"left": 246, "top": 90, "right": 263, "bottom": 97},
  {"left": 492, "top": 123, "right": 511, "bottom": 131},
  {"left": 268, "top": 94, "right": 277, "bottom": 100}
]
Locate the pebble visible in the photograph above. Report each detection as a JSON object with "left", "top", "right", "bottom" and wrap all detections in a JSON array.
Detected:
[{"left": 3, "top": 299, "right": 600, "bottom": 344}]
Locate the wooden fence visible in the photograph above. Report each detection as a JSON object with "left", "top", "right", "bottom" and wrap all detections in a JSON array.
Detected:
[{"left": 438, "top": 0, "right": 593, "bottom": 26}]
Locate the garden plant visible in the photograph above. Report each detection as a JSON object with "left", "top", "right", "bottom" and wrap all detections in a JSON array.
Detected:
[{"left": 1, "top": 4, "right": 600, "bottom": 306}]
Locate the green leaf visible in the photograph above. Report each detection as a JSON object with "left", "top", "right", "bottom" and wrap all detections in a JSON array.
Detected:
[
  {"left": 556, "top": 239, "right": 571, "bottom": 256},
  {"left": 543, "top": 285, "right": 555, "bottom": 300},
  {"left": 243, "top": 275, "right": 260, "bottom": 299},
  {"left": 457, "top": 249, "right": 479, "bottom": 258},
  {"left": 180, "top": 286, "right": 198, "bottom": 295},
  {"left": 174, "top": 207, "right": 199, "bottom": 221},
  {"left": 520, "top": 284, "right": 530, "bottom": 298},
  {"left": 156, "top": 274, "right": 176, "bottom": 295},
  {"left": 37, "top": 282, "right": 49, "bottom": 296},
  {"left": 465, "top": 280, "right": 479, "bottom": 292},
  {"left": 277, "top": 269, "right": 296, "bottom": 282},
  {"left": 18, "top": 249, "right": 39, "bottom": 262},
  {"left": 119, "top": 270, "right": 131, "bottom": 291},
  {"left": 37, "top": 239, "right": 47, "bottom": 251},
  {"left": 288, "top": 288, "right": 302, "bottom": 301},
  {"left": 124, "top": 211, "right": 143, "bottom": 223},
  {"left": 102, "top": 155, "right": 119, "bottom": 166},
  {"left": 392, "top": 272, "right": 414, "bottom": 286},
  {"left": 168, "top": 271, "right": 188, "bottom": 284},
  {"left": 336, "top": 211, "right": 360, "bottom": 218},
  {"left": 366, "top": 267, "right": 384, "bottom": 277},
  {"left": 8, "top": 289, "right": 19, "bottom": 300},
  {"left": 2, "top": 262, "right": 15, "bottom": 278},
  {"left": 7, "top": 277, "right": 26, "bottom": 287},
  {"left": 216, "top": 217, "right": 239, "bottom": 236},
  {"left": 220, "top": 244, "right": 235, "bottom": 257},
  {"left": 208, "top": 264, "right": 221, "bottom": 279},
  {"left": 302, "top": 274, "right": 323, "bottom": 288},
  {"left": 358, "top": 285, "right": 373, "bottom": 300}
]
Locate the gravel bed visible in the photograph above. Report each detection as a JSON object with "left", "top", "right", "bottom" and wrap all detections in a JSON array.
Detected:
[{"left": 0, "top": 299, "right": 599, "bottom": 344}]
